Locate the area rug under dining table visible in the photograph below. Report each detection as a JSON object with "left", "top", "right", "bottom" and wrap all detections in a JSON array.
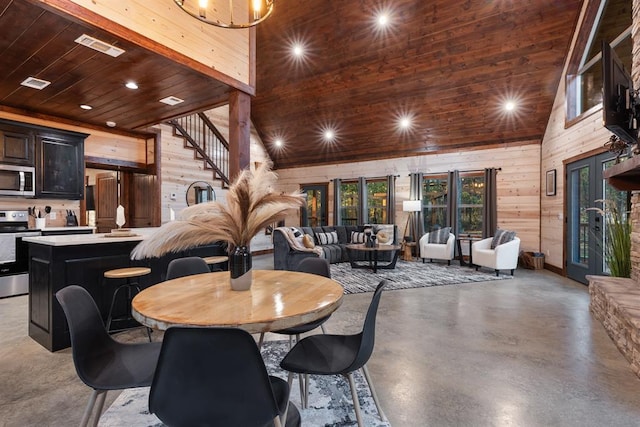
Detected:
[
  {"left": 332, "top": 260, "right": 512, "bottom": 294},
  {"left": 98, "top": 339, "right": 391, "bottom": 427}
]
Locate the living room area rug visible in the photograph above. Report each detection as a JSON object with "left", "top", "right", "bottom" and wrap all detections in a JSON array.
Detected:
[
  {"left": 332, "top": 260, "right": 512, "bottom": 294},
  {"left": 98, "top": 340, "right": 391, "bottom": 427}
]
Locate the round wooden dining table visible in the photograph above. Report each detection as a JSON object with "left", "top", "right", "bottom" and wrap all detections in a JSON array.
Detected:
[{"left": 131, "top": 269, "right": 344, "bottom": 333}]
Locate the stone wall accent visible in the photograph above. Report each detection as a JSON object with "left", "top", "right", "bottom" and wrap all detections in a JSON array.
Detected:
[
  {"left": 632, "top": 193, "right": 640, "bottom": 284},
  {"left": 589, "top": 276, "right": 640, "bottom": 377},
  {"left": 633, "top": 0, "right": 640, "bottom": 283}
]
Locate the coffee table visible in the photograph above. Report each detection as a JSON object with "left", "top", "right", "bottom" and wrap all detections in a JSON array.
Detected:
[{"left": 346, "top": 243, "right": 401, "bottom": 273}]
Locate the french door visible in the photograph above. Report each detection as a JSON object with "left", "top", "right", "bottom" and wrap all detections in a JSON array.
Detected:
[
  {"left": 566, "top": 153, "right": 629, "bottom": 284},
  {"left": 300, "top": 184, "right": 328, "bottom": 227}
]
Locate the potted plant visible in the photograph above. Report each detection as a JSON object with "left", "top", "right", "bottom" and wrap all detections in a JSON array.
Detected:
[{"left": 589, "top": 199, "right": 631, "bottom": 278}]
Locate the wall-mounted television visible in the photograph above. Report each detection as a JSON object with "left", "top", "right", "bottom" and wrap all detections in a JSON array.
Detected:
[{"left": 602, "top": 40, "right": 638, "bottom": 144}]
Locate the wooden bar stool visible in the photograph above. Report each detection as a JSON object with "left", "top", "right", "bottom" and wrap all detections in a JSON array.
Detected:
[
  {"left": 104, "top": 266, "right": 152, "bottom": 341},
  {"left": 202, "top": 255, "right": 228, "bottom": 272}
]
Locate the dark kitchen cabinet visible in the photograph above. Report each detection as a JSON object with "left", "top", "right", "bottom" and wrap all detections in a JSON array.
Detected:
[
  {"left": 36, "top": 130, "right": 87, "bottom": 199},
  {"left": 0, "top": 120, "right": 35, "bottom": 166},
  {"left": 28, "top": 239, "right": 226, "bottom": 351}
]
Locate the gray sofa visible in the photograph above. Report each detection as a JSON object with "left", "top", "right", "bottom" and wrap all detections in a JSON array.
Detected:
[{"left": 273, "top": 224, "right": 398, "bottom": 270}]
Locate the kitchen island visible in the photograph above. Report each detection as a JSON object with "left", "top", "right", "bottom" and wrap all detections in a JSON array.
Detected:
[{"left": 25, "top": 229, "right": 226, "bottom": 351}]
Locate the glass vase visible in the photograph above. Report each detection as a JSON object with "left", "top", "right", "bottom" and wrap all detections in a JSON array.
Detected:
[{"left": 229, "top": 245, "right": 252, "bottom": 291}]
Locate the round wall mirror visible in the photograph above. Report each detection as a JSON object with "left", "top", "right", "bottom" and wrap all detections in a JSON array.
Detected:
[{"left": 186, "top": 181, "right": 216, "bottom": 206}]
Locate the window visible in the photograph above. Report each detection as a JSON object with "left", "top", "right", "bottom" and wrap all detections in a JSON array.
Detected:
[
  {"left": 339, "top": 181, "right": 359, "bottom": 226},
  {"left": 566, "top": 0, "right": 632, "bottom": 121},
  {"left": 366, "top": 179, "right": 388, "bottom": 224},
  {"left": 421, "top": 175, "right": 448, "bottom": 232},
  {"left": 458, "top": 173, "right": 484, "bottom": 235}
]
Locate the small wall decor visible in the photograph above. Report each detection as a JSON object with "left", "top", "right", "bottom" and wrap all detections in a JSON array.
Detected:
[{"left": 546, "top": 169, "right": 556, "bottom": 196}]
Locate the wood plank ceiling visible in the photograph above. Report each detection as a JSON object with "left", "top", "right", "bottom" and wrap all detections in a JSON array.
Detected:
[
  {"left": 253, "top": 0, "right": 583, "bottom": 169},
  {"left": 0, "top": 0, "right": 583, "bottom": 169},
  {"left": 0, "top": 0, "right": 232, "bottom": 135}
]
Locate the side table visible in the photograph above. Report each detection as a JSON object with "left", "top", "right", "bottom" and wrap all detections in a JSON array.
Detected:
[
  {"left": 402, "top": 242, "right": 417, "bottom": 261},
  {"left": 456, "top": 236, "right": 481, "bottom": 266}
]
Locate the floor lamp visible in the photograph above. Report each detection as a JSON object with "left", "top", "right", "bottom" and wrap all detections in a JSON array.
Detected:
[{"left": 402, "top": 200, "right": 422, "bottom": 243}]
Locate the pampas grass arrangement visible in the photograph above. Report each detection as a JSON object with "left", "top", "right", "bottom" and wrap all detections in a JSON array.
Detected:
[{"left": 131, "top": 163, "right": 304, "bottom": 260}]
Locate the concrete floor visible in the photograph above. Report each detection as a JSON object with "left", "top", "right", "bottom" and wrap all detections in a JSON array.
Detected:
[{"left": 2, "top": 256, "right": 640, "bottom": 426}]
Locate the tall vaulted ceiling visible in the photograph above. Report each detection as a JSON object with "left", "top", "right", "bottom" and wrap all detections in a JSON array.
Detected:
[
  {"left": 252, "top": 0, "right": 583, "bottom": 169},
  {"left": 0, "top": 0, "right": 583, "bottom": 169}
]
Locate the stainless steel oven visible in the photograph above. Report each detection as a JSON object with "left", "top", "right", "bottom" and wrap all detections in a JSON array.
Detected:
[
  {"left": 0, "top": 210, "right": 40, "bottom": 298},
  {"left": 0, "top": 164, "right": 35, "bottom": 197}
]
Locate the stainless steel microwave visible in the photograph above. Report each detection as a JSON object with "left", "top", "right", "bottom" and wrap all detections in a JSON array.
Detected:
[{"left": 0, "top": 164, "right": 35, "bottom": 197}]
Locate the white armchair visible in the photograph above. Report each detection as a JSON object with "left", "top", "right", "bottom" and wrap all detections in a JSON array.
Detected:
[
  {"left": 471, "top": 236, "right": 521, "bottom": 276},
  {"left": 419, "top": 232, "right": 455, "bottom": 265}
]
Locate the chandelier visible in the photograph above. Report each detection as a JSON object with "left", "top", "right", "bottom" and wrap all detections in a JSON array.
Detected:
[{"left": 174, "top": 0, "right": 274, "bottom": 29}]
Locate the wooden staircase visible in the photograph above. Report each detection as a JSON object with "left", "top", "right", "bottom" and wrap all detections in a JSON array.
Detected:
[{"left": 168, "top": 112, "right": 230, "bottom": 187}]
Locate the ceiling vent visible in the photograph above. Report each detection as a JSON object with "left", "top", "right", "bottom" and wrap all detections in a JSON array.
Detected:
[
  {"left": 20, "top": 77, "right": 51, "bottom": 90},
  {"left": 74, "top": 34, "right": 125, "bottom": 58},
  {"left": 160, "top": 96, "right": 185, "bottom": 106}
]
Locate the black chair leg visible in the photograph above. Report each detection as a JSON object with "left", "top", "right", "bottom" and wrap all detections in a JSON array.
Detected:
[
  {"left": 495, "top": 270, "right": 499, "bottom": 276},
  {"left": 510, "top": 269, "right": 515, "bottom": 276}
]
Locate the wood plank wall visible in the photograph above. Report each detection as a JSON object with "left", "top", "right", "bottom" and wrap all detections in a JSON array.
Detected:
[
  {"left": 273, "top": 144, "right": 542, "bottom": 253},
  {"left": 157, "top": 105, "right": 272, "bottom": 251},
  {"left": 68, "top": 0, "right": 250, "bottom": 85},
  {"left": 539, "top": 0, "right": 618, "bottom": 271}
]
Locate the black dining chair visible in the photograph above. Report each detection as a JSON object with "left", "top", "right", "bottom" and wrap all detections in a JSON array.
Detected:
[
  {"left": 262, "top": 257, "right": 334, "bottom": 407},
  {"left": 275, "top": 257, "right": 333, "bottom": 337},
  {"left": 166, "top": 256, "right": 210, "bottom": 280},
  {"left": 149, "top": 326, "right": 301, "bottom": 427},
  {"left": 280, "top": 280, "right": 388, "bottom": 427},
  {"left": 55, "top": 285, "right": 162, "bottom": 427}
]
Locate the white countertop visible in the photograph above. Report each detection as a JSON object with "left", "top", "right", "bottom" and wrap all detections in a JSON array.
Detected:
[
  {"left": 24, "top": 227, "right": 159, "bottom": 246},
  {"left": 32, "top": 226, "right": 96, "bottom": 232}
]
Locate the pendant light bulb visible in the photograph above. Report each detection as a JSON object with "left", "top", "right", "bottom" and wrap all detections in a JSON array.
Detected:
[
  {"left": 198, "top": 0, "right": 207, "bottom": 18},
  {"left": 252, "top": 0, "right": 263, "bottom": 19}
]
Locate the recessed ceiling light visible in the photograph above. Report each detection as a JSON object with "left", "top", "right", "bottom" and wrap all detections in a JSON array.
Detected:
[
  {"left": 20, "top": 77, "right": 51, "bottom": 90},
  {"left": 292, "top": 44, "right": 304, "bottom": 57},
  {"left": 159, "top": 96, "right": 185, "bottom": 106},
  {"left": 125, "top": 81, "right": 138, "bottom": 90},
  {"left": 324, "top": 130, "right": 335, "bottom": 141},
  {"left": 274, "top": 138, "right": 283, "bottom": 147},
  {"left": 106, "top": 121, "right": 116, "bottom": 127},
  {"left": 399, "top": 117, "right": 411, "bottom": 129},
  {"left": 80, "top": 104, "right": 92, "bottom": 110},
  {"left": 377, "top": 13, "right": 389, "bottom": 27},
  {"left": 505, "top": 101, "right": 516, "bottom": 111}
]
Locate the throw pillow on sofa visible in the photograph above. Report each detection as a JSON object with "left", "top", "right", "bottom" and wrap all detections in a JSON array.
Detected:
[
  {"left": 377, "top": 231, "right": 390, "bottom": 244},
  {"left": 302, "top": 234, "right": 315, "bottom": 248},
  {"left": 372, "top": 224, "right": 395, "bottom": 245},
  {"left": 491, "top": 229, "right": 516, "bottom": 249},
  {"left": 351, "top": 231, "right": 366, "bottom": 243},
  {"left": 317, "top": 231, "right": 339, "bottom": 245},
  {"left": 428, "top": 227, "right": 451, "bottom": 244}
]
